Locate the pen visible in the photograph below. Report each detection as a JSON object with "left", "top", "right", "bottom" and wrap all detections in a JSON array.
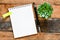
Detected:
[{"left": 33, "top": 3, "right": 41, "bottom": 32}]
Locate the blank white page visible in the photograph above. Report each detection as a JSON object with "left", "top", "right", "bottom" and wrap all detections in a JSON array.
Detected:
[{"left": 8, "top": 4, "right": 37, "bottom": 38}]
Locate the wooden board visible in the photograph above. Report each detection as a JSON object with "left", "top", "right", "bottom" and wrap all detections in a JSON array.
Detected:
[
  {"left": 0, "top": 4, "right": 60, "bottom": 19},
  {"left": 0, "top": 31, "right": 60, "bottom": 40},
  {"left": 0, "top": 0, "right": 60, "bottom": 40},
  {"left": 0, "top": 0, "right": 60, "bottom": 5}
]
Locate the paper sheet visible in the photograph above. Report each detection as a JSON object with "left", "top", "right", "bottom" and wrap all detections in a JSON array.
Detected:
[{"left": 8, "top": 4, "right": 37, "bottom": 38}]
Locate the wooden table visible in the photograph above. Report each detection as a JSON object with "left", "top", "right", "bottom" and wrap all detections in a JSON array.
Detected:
[{"left": 0, "top": 0, "right": 60, "bottom": 40}]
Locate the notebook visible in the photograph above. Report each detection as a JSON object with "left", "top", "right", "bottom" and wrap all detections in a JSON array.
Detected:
[{"left": 8, "top": 4, "right": 37, "bottom": 38}]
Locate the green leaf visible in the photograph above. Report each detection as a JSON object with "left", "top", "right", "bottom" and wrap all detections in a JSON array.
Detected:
[{"left": 37, "top": 2, "right": 53, "bottom": 19}]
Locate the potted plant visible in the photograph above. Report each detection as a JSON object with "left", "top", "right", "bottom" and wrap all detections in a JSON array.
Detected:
[
  {"left": 37, "top": 2, "right": 53, "bottom": 32},
  {"left": 38, "top": 2, "right": 53, "bottom": 19}
]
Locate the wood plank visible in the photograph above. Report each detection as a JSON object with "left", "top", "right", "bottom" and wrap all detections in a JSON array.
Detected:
[
  {"left": 0, "top": 4, "right": 60, "bottom": 18},
  {"left": 51, "top": 5, "right": 60, "bottom": 18},
  {"left": 0, "top": 0, "right": 41, "bottom": 4},
  {"left": 0, "top": 31, "right": 60, "bottom": 40},
  {"left": 0, "top": 0, "right": 60, "bottom": 5}
]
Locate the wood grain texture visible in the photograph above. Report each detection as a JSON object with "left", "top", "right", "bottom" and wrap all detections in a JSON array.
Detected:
[
  {"left": 0, "top": 31, "right": 60, "bottom": 40},
  {"left": 0, "top": 0, "right": 41, "bottom": 4},
  {"left": 0, "top": 0, "right": 60, "bottom": 40},
  {"left": 0, "top": 0, "right": 60, "bottom": 5},
  {"left": 51, "top": 5, "right": 60, "bottom": 18},
  {"left": 0, "top": 4, "right": 60, "bottom": 18}
]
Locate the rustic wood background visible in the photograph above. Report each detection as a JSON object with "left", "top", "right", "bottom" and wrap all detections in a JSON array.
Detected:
[{"left": 0, "top": 0, "right": 60, "bottom": 40}]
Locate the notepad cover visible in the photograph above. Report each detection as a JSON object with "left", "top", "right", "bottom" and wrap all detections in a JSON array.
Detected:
[{"left": 8, "top": 4, "right": 37, "bottom": 38}]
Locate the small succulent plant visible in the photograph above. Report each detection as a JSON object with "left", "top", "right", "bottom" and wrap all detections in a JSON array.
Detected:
[{"left": 37, "top": 2, "right": 53, "bottom": 19}]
